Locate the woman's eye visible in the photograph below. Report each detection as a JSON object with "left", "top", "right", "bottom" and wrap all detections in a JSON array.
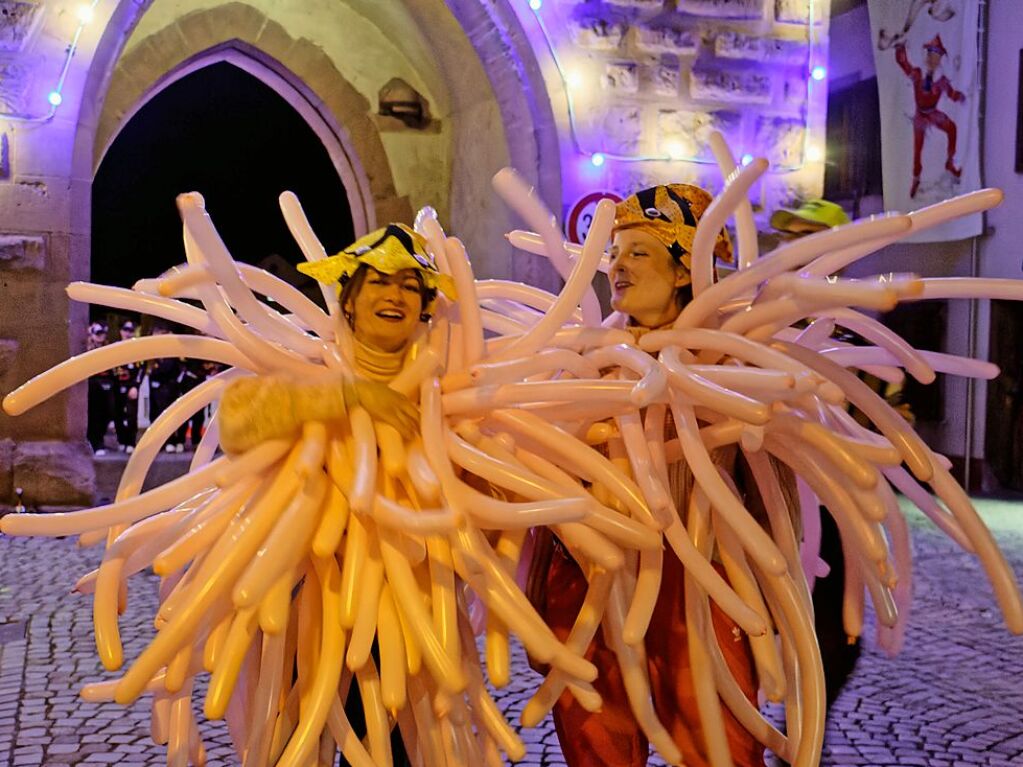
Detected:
[{"left": 402, "top": 284, "right": 419, "bottom": 293}]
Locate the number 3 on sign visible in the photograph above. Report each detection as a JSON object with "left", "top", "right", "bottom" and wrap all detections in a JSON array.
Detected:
[{"left": 565, "top": 191, "right": 622, "bottom": 244}]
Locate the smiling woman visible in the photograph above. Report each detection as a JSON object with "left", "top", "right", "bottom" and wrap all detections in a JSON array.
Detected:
[{"left": 216, "top": 224, "right": 454, "bottom": 455}]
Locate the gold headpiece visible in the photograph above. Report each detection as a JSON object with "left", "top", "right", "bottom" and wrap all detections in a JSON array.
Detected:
[
  {"left": 297, "top": 223, "right": 457, "bottom": 308},
  {"left": 613, "top": 184, "right": 733, "bottom": 286}
]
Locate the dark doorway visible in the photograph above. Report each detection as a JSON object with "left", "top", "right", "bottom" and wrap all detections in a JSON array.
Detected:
[
  {"left": 986, "top": 300, "right": 1023, "bottom": 491},
  {"left": 92, "top": 61, "right": 354, "bottom": 295}
]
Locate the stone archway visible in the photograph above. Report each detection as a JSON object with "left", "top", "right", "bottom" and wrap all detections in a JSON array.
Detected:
[{"left": 91, "top": 6, "right": 411, "bottom": 234}]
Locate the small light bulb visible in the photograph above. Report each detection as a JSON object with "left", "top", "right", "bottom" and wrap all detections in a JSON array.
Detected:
[
  {"left": 740, "top": 153, "right": 754, "bottom": 166},
  {"left": 665, "top": 141, "right": 686, "bottom": 161},
  {"left": 806, "top": 145, "right": 824, "bottom": 163},
  {"left": 47, "top": 91, "right": 63, "bottom": 106},
  {"left": 811, "top": 65, "right": 827, "bottom": 81},
  {"left": 76, "top": 4, "right": 95, "bottom": 23},
  {"left": 590, "top": 152, "right": 605, "bottom": 168},
  {"left": 528, "top": 0, "right": 542, "bottom": 10},
  {"left": 565, "top": 69, "right": 583, "bottom": 91}
]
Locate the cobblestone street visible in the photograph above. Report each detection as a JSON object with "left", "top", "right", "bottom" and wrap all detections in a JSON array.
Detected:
[{"left": 0, "top": 500, "right": 1021, "bottom": 766}]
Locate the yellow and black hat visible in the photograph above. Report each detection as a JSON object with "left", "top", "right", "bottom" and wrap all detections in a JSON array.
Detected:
[
  {"left": 613, "top": 184, "right": 733, "bottom": 285},
  {"left": 297, "top": 223, "right": 456, "bottom": 308}
]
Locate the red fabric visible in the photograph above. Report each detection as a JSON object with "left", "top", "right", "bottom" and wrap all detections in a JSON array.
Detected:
[
  {"left": 894, "top": 43, "right": 965, "bottom": 180},
  {"left": 544, "top": 546, "right": 763, "bottom": 767}
]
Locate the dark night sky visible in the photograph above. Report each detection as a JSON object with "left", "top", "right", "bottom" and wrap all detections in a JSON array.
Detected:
[{"left": 92, "top": 61, "right": 354, "bottom": 290}]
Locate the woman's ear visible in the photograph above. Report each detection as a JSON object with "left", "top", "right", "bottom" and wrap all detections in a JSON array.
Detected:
[{"left": 673, "top": 262, "right": 690, "bottom": 289}]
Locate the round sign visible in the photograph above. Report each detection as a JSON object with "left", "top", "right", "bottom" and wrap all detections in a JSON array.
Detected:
[{"left": 565, "top": 191, "right": 622, "bottom": 244}]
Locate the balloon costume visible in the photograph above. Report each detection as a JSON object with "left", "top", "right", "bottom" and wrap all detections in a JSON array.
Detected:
[{"left": 3, "top": 133, "right": 1023, "bottom": 767}]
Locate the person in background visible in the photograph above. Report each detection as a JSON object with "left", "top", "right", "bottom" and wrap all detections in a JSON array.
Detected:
[
  {"left": 145, "top": 321, "right": 183, "bottom": 453},
  {"left": 771, "top": 198, "right": 861, "bottom": 710},
  {"left": 86, "top": 322, "right": 115, "bottom": 455},
  {"left": 112, "top": 319, "right": 143, "bottom": 453},
  {"left": 172, "top": 346, "right": 210, "bottom": 453}
]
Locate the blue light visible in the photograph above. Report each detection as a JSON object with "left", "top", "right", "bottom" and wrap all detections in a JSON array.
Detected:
[
  {"left": 529, "top": 0, "right": 542, "bottom": 9},
  {"left": 47, "top": 90, "right": 63, "bottom": 106},
  {"left": 811, "top": 65, "right": 827, "bottom": 81},
  {"left": 590, "top": 152, "right": 605, "bottom": 167},
  {"left": 740, "top": 153, "right": 754, "bottom": 167}
]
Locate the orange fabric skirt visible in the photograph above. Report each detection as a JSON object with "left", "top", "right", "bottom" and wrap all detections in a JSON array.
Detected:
[{"left": 544, "top": 544, "right": 763, "bottom": 767}]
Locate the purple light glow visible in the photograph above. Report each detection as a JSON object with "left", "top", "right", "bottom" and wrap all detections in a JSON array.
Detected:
[{"left": 47, "top": 91, "right": 63, "bottom": 106}]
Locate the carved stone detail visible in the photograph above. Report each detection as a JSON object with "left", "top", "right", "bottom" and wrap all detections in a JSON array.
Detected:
[
  {"left": 603, "top": 62, "right": 639, "bottom": 94},
  {"left": 677, "top": 0, "right": 765, "bottom": 20},
  {"left": 570, "top": 17, "right": 627, "bottom": 51},
  {"left": 0, "top": 1, "right": 41, "bottom": 53},
  {"left": 690, "top": 67, "right": 772, "bottom": 104},
  {"left": 0, "top": 233, "right": 45, "bottom": 271},
  {"left": 0, "top": 57, "right": 29, "bottom": 114},
  {"left": 658, "top": 109, "right": 740, "bottom": 160},
  {"left": 755, "top": 116, "right": 806, "bottom": 166},
  {"left": 635, "top": 25, "right": 700, "bottom": 56},
  {"left": 602, "top": 106, "right": 643, "bottom": 154},
  {"left": 715, "top": 31, "right": 807, "bottom": 65}
]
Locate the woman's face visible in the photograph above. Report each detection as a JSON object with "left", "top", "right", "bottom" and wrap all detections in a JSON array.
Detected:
[
  {"left": 608, "top": 228, "right": 689, "bottom": 328},
  {"left": 345, "top": 267, "right": 424, "bottom": 353}
]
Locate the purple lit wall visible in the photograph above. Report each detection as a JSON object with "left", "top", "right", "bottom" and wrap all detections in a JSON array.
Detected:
[{"left": 510, "top": 0, "right": 831, "bottom": 234}]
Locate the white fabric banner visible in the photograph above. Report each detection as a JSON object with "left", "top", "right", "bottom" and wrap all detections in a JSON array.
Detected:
[{"left": 868, "top": 0, "right": 981, "bottom": 243}]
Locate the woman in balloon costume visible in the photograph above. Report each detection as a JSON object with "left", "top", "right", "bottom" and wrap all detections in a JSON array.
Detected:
[
  {"left": 538, "top": 182, "right": 794, "bottom": 767},
  {"left": 3, "top": 133, "right": 1023, "bottom": 767}
]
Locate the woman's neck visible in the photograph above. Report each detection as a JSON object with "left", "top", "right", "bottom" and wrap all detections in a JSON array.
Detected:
[{"left": 352, "top": 336, "right": 406, "bottom": 382}]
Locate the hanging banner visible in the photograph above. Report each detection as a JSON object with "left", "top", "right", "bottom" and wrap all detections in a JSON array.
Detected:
[{"left": 868, "top": 0, "right": 981, "bottom": 242}]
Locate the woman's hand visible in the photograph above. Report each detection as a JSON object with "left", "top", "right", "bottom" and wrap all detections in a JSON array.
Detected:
[
  {"left": 218, "top": 375, "right": 420, "bottom": 454},
  {"left": 343, "top": 379, "right": 419, "bottom": 440}
]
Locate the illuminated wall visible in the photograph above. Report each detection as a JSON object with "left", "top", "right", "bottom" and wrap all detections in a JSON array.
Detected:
[{"left": 511, "top": 0, "right": 831, "bottom": 230}]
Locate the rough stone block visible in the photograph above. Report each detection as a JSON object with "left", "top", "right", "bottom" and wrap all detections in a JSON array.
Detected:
[
  {"left": 690, "top": 67, "right": 772, "bottom": 104},
  {"left": 677, "top": 0, "right": 764, "bottom": 19},
  {"left": 765, "top": 36, "right": 809, "bottom": 64},
  {"left": 0, "top": 2, "right": 40, "bottom": 53},
  {"left": 0, "top": 338, "right": 18, "bottom": 377},
  {"left": 657, "top": 109, "right": 740, "bottom": 160},
  {"left": 570, "top": 17, "right": 626, "bottom": 51},
  {"left": 652, "top": 64, "right": 680, "bottom": 97},
  {"left": 714, "top": 31, "right": 765, "bottom": 60},
  {"left": 602, "top": 62, "right": 639, "bottom": 94},
  {"left": 784, "top": 75, "right": 808, "bottom": 105},
  {"left": 0, "top": 58, "right": 29, "bottom": 114},
  {"left": 775, "top": 0, "right": 814, "bottom": 24},
  {"left": 0, "top": 234, "right": 44, "bottom": 271},
  {"left": 756, "top": 116, "right": 806, "bottom": 166},
  {"left": 11, "top": 440, "right": 95, "bottom": 506},
  {"left": 604, "top": 0, "right": 664, "bottom": 8},
  {"left": 635, "top": 25, "right": 699, "bottom": 56},
  {"left": 601, "top": 106, "right": 643, "bottom": 154}
]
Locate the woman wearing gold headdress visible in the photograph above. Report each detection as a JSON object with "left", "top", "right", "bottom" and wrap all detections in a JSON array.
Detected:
[
  {"left": 540, "top": 184, "right": 781, "bottom": 767},
  {"left": 217, "top": 223, "right": 455, "bottom": 453}
]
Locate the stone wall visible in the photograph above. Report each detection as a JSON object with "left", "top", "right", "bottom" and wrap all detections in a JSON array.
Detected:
[
  {"left": 0, "top": 0, "right": 98, "bottom": 506},
  {"left": 514, "top": 0, "right": 830, "bottom": 221}
]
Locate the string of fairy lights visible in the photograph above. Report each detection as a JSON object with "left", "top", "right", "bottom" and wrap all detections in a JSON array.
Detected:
[
  {"left": 1, "top": 0, "right": 101, "bottom": 123},
  {"left": 523, "top": 0, "right": 823, "bottom": 171}
]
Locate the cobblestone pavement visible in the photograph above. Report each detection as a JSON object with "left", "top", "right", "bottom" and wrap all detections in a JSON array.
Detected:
[{"left": 0, "top": 500, "right": 1021, "bottom": 766}]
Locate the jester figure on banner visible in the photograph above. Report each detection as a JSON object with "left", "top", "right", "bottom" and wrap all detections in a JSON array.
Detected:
[
  {"left": 895, "top": 34, "right": 966, "bottom": 199},
  {"left": 870, "top": 0, "right": 978, "bottom": 238},
  {"left": 5, "top": 127, "right": 1023, "bottom": 767}
]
